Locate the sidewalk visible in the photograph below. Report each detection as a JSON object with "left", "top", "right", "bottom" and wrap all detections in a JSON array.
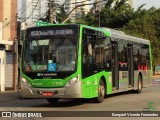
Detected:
[
  {"left": 0, "top": 90, "right": 19, "bottom": 102},
  {"left": 152, "top": 75, "right": 160, "bottom": 80}
]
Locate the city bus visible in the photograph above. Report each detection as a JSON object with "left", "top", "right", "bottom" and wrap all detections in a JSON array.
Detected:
[{"left": 20, "top": 24, "right": 152, "bottom": 103}]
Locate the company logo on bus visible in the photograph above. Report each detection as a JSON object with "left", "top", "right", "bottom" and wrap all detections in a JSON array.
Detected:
[{"left": 37, "top": 73, "right": 57, "bottom": 77}]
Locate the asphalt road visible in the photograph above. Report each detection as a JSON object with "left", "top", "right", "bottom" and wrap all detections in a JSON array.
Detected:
[{"left": 0, "top": 79, "right": 160, "bottom": 120}]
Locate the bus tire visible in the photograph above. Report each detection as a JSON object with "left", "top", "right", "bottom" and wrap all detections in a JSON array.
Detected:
[
  {"left": 136, "top": 75, "right": 142, "bottom": 93},
  {"left": 94, "top": 79, "right": 105, "bottom": 103},
  {"left": 47, "top": 98, "right": 59, "bottom": 104}
]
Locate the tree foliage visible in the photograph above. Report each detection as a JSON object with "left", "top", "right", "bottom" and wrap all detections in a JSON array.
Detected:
[
  {"left": 102, "top": 0, "right": 134, "bottom": 28},
  {"left": 86, "top": 0, "right": 134, "bottom": 28},
  {"left": 56, "top": 4, "right": 71, "bottom": 23},
  {"left": 75, "top": 7, "right": 88, "bottom": 24}
]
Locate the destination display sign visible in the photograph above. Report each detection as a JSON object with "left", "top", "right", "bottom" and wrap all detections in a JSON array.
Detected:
[
  {"left": 30, "top": 29, "right": 74, "bottom": 37},
  {"left": 26, "top": 25, "right": 79, "bottom": 39}
]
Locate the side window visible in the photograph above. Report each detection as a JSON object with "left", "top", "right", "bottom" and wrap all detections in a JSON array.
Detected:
[
  {"left": 146, "top": 45, "right": 151, "bottom": 70},
  {"left": 141, "top": 45, "right": 150, "bottom": 70},
  {"left": 133, "top": 44, "right": 150, "bottom": 70},
  {"left": 82, "top": 29, "right": 97, "bottom": 78},
  {"left": 118, "top": 40, "right": 128, "bottom": 71},
  {"left": 83, "top": 35, "right": 94, "bottom": 64},
  {"left": 104, "top": 38, "right": 111, "bottom": 71},
  {"left": 133, "top": 43, "right": 142, "bottom": 70},
  {"left": 82, "top": 28, "right": 108, "bottom": 78},
  {"left": 95, "top": 43, "right": 104, "bottom": 69},
  {"left": 94, "top": 33, "right": 109, "bottom": 69}
]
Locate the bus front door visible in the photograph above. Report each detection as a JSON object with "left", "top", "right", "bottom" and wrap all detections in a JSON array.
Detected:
[
  {"left": 112, "top": 41, "right": 119, "bottom": 90},
  {"left": 128, "top": 44, "right": 134, "bottom": 88}
]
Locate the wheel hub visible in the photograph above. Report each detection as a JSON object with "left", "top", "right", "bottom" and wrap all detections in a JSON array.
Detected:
[{"left": 99, "top": 85, "right": 105, "bottom": 97}]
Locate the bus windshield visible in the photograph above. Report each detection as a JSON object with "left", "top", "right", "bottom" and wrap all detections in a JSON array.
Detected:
[{"left": 23, "top": 36, "right": 77, "bottom": 72}]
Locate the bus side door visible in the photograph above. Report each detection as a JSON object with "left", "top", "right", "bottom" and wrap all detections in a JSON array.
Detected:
[
  {"left": 128, "top": 44, "right": 134, "bottom": 87},
  {"left": 111, "top": 41, "right": 119, "bottom": 90}
]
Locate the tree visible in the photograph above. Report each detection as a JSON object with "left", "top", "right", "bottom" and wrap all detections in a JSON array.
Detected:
[
  {"left": 86, "top": 0, "right": 134, "bottom": 28},
  {"left": 76, "top": 7, "right": 87, "bottom": 24},
  {"left": 56, "top": 4, "right": 71, "bottom": 23},
  {"left": 150, "top": 8, "right": 160, "bottom": 74},
  {"left": 86, "top": 11, "right": 95, "bottom": 26}
]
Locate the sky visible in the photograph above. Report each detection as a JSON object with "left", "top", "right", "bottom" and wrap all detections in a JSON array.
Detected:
[
  {"left": 18, "top": 0, "right": 160, "bottom": 13},
  {"left": 134, "top": 0, "right": 160, "bottom": 10}
]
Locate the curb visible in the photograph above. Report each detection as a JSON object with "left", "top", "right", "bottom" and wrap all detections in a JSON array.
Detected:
[{"left": 0, "top": 91, "right": 18, "bottom": 102}]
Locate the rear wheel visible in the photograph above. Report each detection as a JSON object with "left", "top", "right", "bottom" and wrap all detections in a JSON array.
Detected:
[
  {"left": 136, "top": 75, "right": 142, "bottom": 93},
  {"left": 47, "top": 98, "right": 59, "bottom": 104},
  {"left": 94, "top": 79, "right": 106, "bottom": 103}
]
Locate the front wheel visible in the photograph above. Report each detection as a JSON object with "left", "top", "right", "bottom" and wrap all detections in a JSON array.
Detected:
[
  {"left": 47, "top": 98, "right": 59, "bottom": 104},
  {"left": 94, "top": 79, "right": 106, "bottom": 103}
]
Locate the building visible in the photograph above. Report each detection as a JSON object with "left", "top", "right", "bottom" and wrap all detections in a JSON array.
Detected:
[
  {"left": 127, "top": 0, "right": 135, "bottom": 8},
  {"left": 20, "top": 0, "right": 49, "bottom": 29},
  {"left": 64, "top": 0, "right": 91, "bottom": 23},
  {"left": 20, "top": 0, "right": 92, "bottom": 25},
  {"left": 0, "top": 0, "right": 17, "bottom": 91}
]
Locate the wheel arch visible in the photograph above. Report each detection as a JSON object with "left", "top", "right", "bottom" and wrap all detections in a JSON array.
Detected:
[
  {"left": 100, "top": 76, "right": 107, "bottom": 95},
  {"left": 139, "top": 72, "right": 143, "bottom": 87}
]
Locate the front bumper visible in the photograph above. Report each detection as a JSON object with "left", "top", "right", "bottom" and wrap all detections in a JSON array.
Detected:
[{"left": 21, "top": 81, "right": 82, "bottom": 98}]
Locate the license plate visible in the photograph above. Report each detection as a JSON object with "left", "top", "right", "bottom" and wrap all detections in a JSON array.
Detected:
[{"left": 42, "top": 92, "right": 53, "bottom": 96}]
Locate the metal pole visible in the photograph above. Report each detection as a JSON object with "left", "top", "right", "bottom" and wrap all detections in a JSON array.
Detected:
[
  {"left": 14, "top": 39, "right": 20, "bottom": 98},
  {"left": 99, "top": 8, "right": 100, "bottom": 27},
  {"left": 39, "top": 0, "right": 41, "bottom": 18},
  {"left": 95, "top": 0, "right": 100, "bottom": 27},
  {"left": 49, "top": 0, "right": 56, "bottom": 23},
  {"left": 49, "top": 0, "right": 52, "bottom": 23}
]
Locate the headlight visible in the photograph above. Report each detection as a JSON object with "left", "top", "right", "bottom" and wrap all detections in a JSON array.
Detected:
[
  {"left": 21, "top": 78, "right": 31, "bottom": 86},
  {"left": 65, "top": 75, "right": 80, "bottom": 87}
]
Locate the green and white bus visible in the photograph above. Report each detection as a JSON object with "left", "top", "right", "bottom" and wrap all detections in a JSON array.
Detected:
[{"left": 21, "top": 24, "right": 152, "bottom": 103}]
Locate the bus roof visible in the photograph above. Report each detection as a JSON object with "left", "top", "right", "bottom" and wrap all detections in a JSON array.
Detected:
[
  {"left": 101, "top": 27, "right": 150, "bottom": 45},
  {"left": 29, "top": 23, "right": 150, "bottom": 45}
]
